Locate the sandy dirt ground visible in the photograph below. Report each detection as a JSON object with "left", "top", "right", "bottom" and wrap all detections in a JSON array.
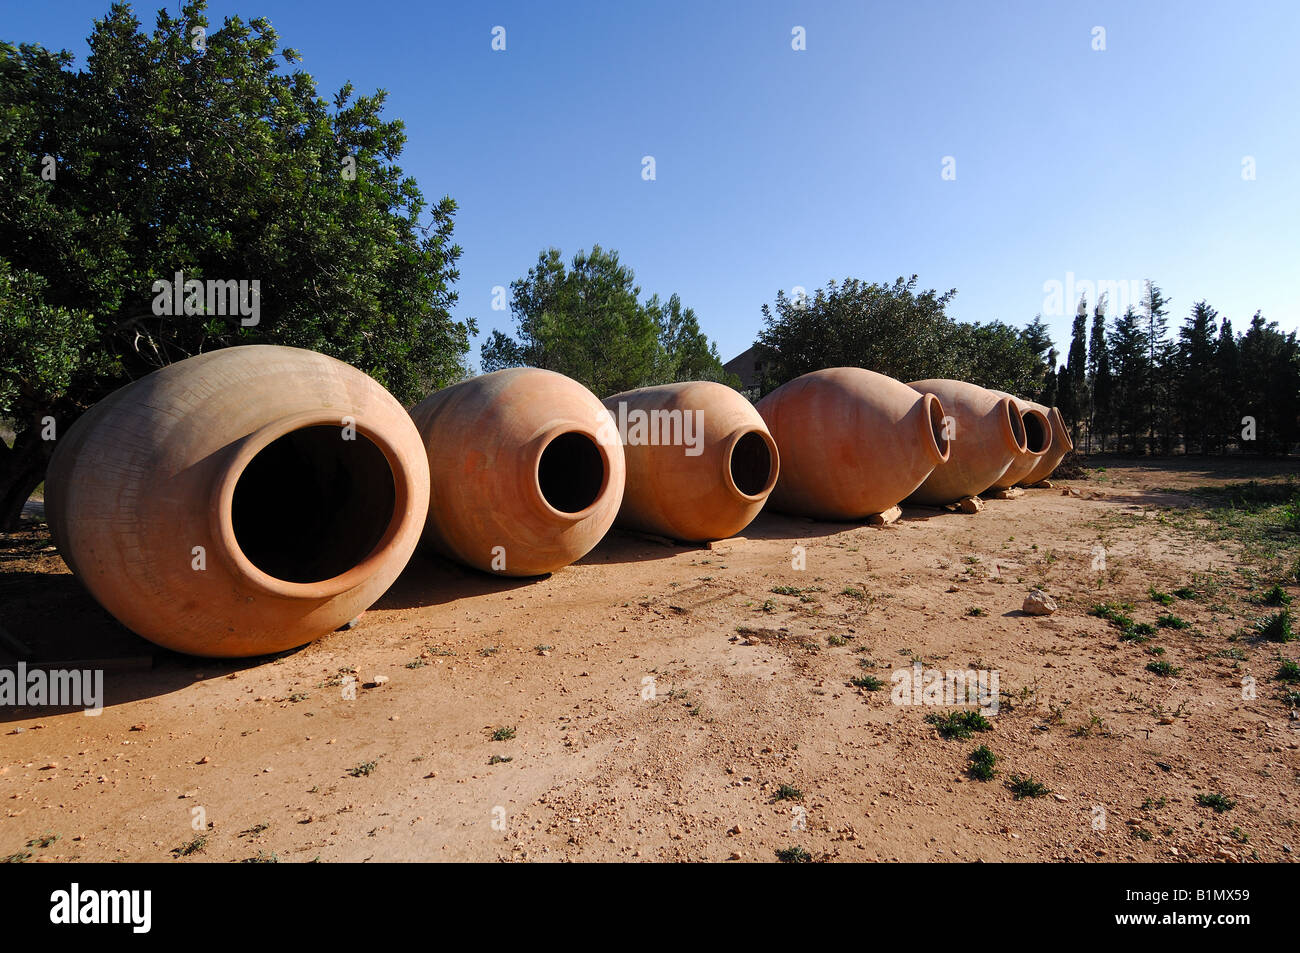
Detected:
[{"left": 2, "top": 456, "right": 1298, "bottom": 863}]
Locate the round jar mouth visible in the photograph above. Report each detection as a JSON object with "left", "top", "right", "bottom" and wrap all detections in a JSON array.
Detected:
[
  {"left": 920, "top": 393, "right": 952, "bottom": 466},
  {"left": 999, "top": 396, "right": 1028, "bottom": 455},
  {"left": 210, "top": 410, "right": 417, "bottom": 600},
  {"left": 723, "top": 427, "right": 780, "bottom": 502},
  {"left": 531, "top": 426, "right": 613, "bottom": 521},
  {"left": 1021, "top": 407, "right": 1052, "bottom": 457}
]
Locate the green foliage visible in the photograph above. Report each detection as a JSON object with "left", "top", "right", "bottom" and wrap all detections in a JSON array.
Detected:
[
  {"left": 775, "top": 845, "right": 812, "bottom": 863},
  {"left": 1255, "top": 609, "right": 1295, "bottom": 643},
  {"left": 753, "top": 276, "right": 1050, "bottom": 398},
  {"left": 1007, "top": 774, "right": 1051, "bottom": 799},
  {"left": 968, "top": 745, "right": 998, "bottom": 781},
  {"left": 926, "top": 709, "right": 993, "bottom": 740},
  {"left": 481, "top": 245, "right": 734, "bottom": 396},
  {"left": 0, "top": 1, "right": 472, "bottom": 525},
  {"left": 1195, "top": 792, "right": 1236, "bottom": 813}
]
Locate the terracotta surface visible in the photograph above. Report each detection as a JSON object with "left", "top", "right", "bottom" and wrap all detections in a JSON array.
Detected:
[
  {"left": 602, "top": 382, "right": 778, "bottom": 542},
  {"left": 756, "top": 367, "right": 949, "bottom": 520},
  {"left": 988, "top": 393, "right": 1051, "bottom": 491},
  {"left": 905, "top": 379, "right": 1025, "bottom": 505},
  {"left": 44, "top": 345, "right": 430, "bottom": 658},
  {"left": 1019, "top": 403, "right": 1074, "bottom": 485},
  {"left": 409, "top": 367, "right": 625, "bottom": 576}
]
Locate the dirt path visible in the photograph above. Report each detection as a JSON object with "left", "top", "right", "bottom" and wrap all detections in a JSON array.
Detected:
[{"left": 2, "top": 457, "right": 1298, "bottom": 862}]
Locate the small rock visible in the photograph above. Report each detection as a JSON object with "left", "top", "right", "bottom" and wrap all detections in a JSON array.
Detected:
[
  {"left": 990, "top": 487, "right": 1024, "bottom": 500},
  {"left": 957, "top": 496, "right": 984, "bottom": 514},
  {"left": 1022, "top": 589, "right": 1058, "bottom": 616},
  {"left": 363, "top": 675, "right": 390, "bottom": 689},
  {"left": 729, "top": 851, "right": 742, "bottom": 861},
  {"left": 867, "top": 506, "right": 902, "bottom": 526}
]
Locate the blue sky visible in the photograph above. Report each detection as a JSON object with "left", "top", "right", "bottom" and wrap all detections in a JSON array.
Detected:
[{"left": 8, "top": 0, "right": 1298, "bottom": 367}]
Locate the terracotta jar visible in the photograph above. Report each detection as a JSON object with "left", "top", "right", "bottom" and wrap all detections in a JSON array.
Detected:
[
  {"left": 45, "top": 345, "right": 430, "bottom": 658},
  {"left": 409, "top": 368, "right": 625, "bottom": 576},
  {"left": 905, "top": 379, "right": 1025, "bottom": 505},
  {"left": 1019, "top": 403, "right": 1074, "bottom": 485},
  {"left": 602, "top": 381, "right": 778, "bottom": 541},
  {"left": 987, "top": 393, "right": 1052, "bottom": 491},
  {"left": 756, "top": 367, "right": 950, "bottom": 520}
]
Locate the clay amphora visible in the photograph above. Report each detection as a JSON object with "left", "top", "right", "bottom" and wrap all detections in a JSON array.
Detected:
[
  {"left": 45, "top": 345, "right": 430, "bottom": 657},
  {"left": 756, "top": 367, "right": 950, "bottom": 520},
  {"left": 1019, "top": 403, "right": 1074, "bottom": 485},
  {"left": 905, "top": 379, "right": 1025, "bottom": 505},
  {"left": 409, "top": 368, "right": 625, "bottom": 576},
  {"left": 602, "top": 381, "right": 778, "bottom": 541},
  {"left": 987, "top": 393, "right": 1052, "bottom": 491}
]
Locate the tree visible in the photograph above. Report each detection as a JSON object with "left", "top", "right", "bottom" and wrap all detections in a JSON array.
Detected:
[
  {"left": 1214, "top": 319, "right": 1240, "bottom": 452},
  {"left": 1238, "top": 311, "right": 1300, "bottom": 455},
  {"left": 1020, "top": 315, "right": 1056, "bottom": 403},
  {"left": 0, "top": 1, "right": 472, "bottom": 527},
  {"left": 1088, "top": 296, "right": 1111, "bottom": 452},
  {"left": 646, "top": 293, "right": 732, "bottom": 384},
  {"left": 1141, "top": 281, "right": 1173, "bottom": 453},
  {"left": 755, "top": 276, "right": 958, "bottom": 392},
  {"left": 1058, "top": 294, "right": 1090, "bottom": 442},
  {"left": 1110, "top": 306, "right": 1148, "bottom": 453},
  {"left": 948, "top": 320, "right": 1045, "bottom": 395},
  {"left": 1175, "top": 301, "right": 1219, "bottom": 454},
  {"left": 481, "top": 245, "right": 733, "bottom": 396}
]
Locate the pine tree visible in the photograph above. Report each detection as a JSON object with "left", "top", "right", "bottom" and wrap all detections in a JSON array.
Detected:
[
  {"left": 1176, "top": 301, "right": 1219, "bottom": 454},
  {"left": 1110, "top": 306, "right": 1148, "bottom": 453},
  {"left": 1088, "top": 300, "right": 1112, "bottom": 452},
  {"left": 1021, "top": 315, "right": 1056, "bottom": 402},
  {"left": 1141, "top": 281, "right": 1172, "bottom": 453},
  {"left": 1059, "top": 295, "right": 1090, "bottom": 442},
  {"left": 1215, "top": 319, "right": 1239, "bottom": 452},
  {"left": 1238, "top": 312, "right": 1300, "bottom": 455}
]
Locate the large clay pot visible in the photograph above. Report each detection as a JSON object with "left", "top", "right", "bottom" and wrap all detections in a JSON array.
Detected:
[
  {"left": 409, "top": 368, "right": 625, "bottom": 576},
  {"left": 756, "top": 367, "right": 950, "bottom": 520},
  {"left": 45, "top": 345, "right": 430, "bottom": 658},
  {"left": 987, "top": 393, "right": 1052, "bottom": 491},
  {"left": 1019, "top": 403, "right": 1074, "bottom": 485},
  {"left": 602, "top": 382, "right": 778, "bottom": 541},
  {"left": 905, "top": 379, "right": 1026, "bottom": 506}
]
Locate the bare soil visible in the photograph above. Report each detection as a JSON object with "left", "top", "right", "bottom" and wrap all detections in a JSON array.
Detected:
[{"left": 2, "top": 455, "right": 1298, "bottom": 863}]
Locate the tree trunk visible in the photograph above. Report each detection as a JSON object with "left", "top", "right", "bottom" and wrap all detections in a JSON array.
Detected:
[{"left": 0, "top": 426, "right": 53, "bottom": 531}]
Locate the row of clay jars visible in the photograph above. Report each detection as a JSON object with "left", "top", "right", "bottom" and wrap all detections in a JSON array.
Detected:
[
  {"left": 409, "top": 372, "right": 785, "bottom": 566},
  {"left": 47, "top": 352, "right": 782, "bottom": 658},
  {"left": 47, "top": 347, "right": 1067, "bottom": 659}
]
